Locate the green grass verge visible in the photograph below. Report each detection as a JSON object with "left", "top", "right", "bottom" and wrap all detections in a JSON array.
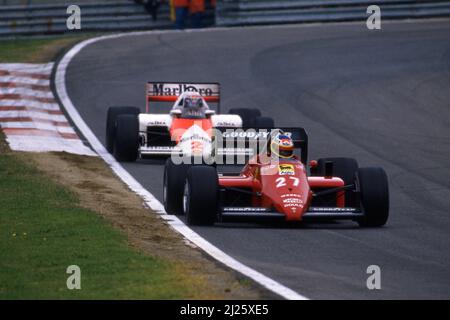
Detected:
[
  {"left": 0, "top": 38, "right": 196, "bottom": 299},
  {"left": 0, "top": 36, "right": 88, "bottom": 63},
  {"left": 0, "top": 37, "right": 200, "bottom": 300},
  {"left": 0, "top": 153, "right": 193, "bottom": 299},
  {"left": 0, "top": 37, "right": 241, "bottom": 300}
]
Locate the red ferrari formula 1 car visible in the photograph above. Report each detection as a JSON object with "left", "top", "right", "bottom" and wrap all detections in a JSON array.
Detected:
[{"left": 164, "top": 128, "right": 389, "bottom": 227}]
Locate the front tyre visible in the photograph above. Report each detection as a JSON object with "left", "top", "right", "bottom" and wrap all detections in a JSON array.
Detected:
[
  {"left": 228, "top": 108, "right": 261, "bottom": 127},
  {"left": 254, "top": 116, "right": 275, "bottom": 128},
  {"left": 114, "top": 114, "right": 139, "bottom": 162},
  {"left": 163, "top": 158, "right": 189, "bottom": 215},
  {"left": 356, "top": 167, "right": 389, "bottom": 227},
  {"left": 184, "top": 165, "right": 219, "bottom": 226},
  {"left": 106, "top": 106, "right": 140, "bottom": 153}
]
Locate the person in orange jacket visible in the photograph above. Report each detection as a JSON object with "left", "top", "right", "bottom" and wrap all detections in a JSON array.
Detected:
[
  {"left": 190, "top": 0, "right": 217, "bottom": 28},
  {"left": 189, "top": 0, "right": 205, "bottom": 28},
  {"left": 173, "top": 0, "right": 189, "bottom": 29}
]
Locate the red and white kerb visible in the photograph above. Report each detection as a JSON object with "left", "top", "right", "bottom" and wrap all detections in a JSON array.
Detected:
[{"left": 0, "top": 63, "right": 95, "bottom": 156}]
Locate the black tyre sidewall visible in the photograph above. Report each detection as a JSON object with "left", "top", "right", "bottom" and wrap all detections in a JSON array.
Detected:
[
  {"left": 254, "top": 116, "right": 275, "bottom": 128},
  {"left": 163, "top": 158, "right": 189, "bottom": 215},
  {"left": 106, "top": 106, "right": 140, "bottom": 153},
  {"left": 357, "top": 167, "right": 389, "bottom": 227},
  {"left": 228, "top": 108, "right": 262, "bottom": 127},
  {"left": 185, "top": 166, "right": 218, "bottom": 226},
  {"left": 114, "top": 114, "right": 139, "bottom": 162}
]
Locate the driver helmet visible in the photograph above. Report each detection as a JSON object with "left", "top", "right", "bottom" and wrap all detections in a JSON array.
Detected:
[
  {"left": 183, "top": 94, "right": 204, "bottom": 113},
  {"left": 270, "top": 133, "right": 294, "bottom": 158}
]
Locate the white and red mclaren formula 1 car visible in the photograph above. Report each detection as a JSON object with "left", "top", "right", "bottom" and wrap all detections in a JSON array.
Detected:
[{"left": 106, "top": 82, "right": 274, "bottom": 162}]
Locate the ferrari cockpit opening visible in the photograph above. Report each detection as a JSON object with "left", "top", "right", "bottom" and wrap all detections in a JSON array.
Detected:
[{"left": 270, "top": 133, "right": 295, "bottom": 159}]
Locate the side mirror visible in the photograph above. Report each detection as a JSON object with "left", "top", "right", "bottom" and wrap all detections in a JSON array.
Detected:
[
  {"left": 170, "top": 109, "right": 182, "bottom": 116},
  {"left": 309, "top": 160, "right": 318, "bottom": 169}
]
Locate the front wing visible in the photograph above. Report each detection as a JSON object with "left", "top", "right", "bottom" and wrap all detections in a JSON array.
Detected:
[{"left": 220, "top": 207, "right": 363, "bottom": 222}]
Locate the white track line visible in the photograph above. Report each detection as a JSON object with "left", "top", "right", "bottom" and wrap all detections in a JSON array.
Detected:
[{"left": 54, "top": 30, "right": 308, "bottom": 301}]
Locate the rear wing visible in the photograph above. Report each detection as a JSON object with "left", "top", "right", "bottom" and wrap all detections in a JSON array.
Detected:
[
  {"left": 146, "top": 82, "right": 220, "bottom": 113},
  {"left": 215, "top": 127, "right": 308, "bottom": 164}
]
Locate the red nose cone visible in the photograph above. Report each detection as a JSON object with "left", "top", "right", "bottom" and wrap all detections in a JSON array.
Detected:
[
  {"left": 259, "top": 160, "right": 311, "bottom": 222},
  {"left": 284, "top": 205, "right": 303, "bottom": 221}
]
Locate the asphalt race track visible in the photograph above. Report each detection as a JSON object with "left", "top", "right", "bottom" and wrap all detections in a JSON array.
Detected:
[{"left": 64, "top": 20, "right": 450, "bottom": 299}]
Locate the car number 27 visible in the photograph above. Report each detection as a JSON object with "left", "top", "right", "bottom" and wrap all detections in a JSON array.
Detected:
[{"left": 276, "top": 177, "right": 300, "bottom": 188}]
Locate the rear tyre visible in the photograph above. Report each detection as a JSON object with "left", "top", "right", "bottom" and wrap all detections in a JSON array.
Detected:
[
  {"left": 254, "top": 116, "right": 275, "bottom": 128},
  {"left": 228, "top": 108, "right": 261, "bottom": 127},
  {"left": 114, "top": 114, "right": 139, "bottom": 162},
  {"left": 163, "top": 158, "right": 189, "bottom": 215},
  {"left": 184, "top": 165, "right": 218, "bottom": 226},
  {"left": 356, "top": 167, "right": 389, "bottom": 227},
  {"left": 106, "top": 106, "right": 140, "bottom": 153},
  {"left": 315, "top": 157, "right": 359, "bottom": 206}
]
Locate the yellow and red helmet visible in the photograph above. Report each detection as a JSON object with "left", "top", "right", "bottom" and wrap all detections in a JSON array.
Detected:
[{"left": 270, "top": 133, "right": 294, "bottom": 158}]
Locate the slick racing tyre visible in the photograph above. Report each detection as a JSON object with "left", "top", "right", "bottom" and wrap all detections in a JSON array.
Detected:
[
  {"left": 163, "top": 158, "right": 190, "bottom": 215},
  {"left": 114, "top": 114, "right": 139, "bottom": 162},
  {"left": 356, "top": 167, "right": 389, "bottom": 227},
  {"left": 315, "top": 157, "right": 359, "bottom": 207},
  {"left": 228, "top": 108, "right": 261, "bottom": 127},
  {"left": 184, "top": 165, "right": 219, "bottom": 226},
  {"left": 106, "top": 106, "right": 140, "bottom": 153}
]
